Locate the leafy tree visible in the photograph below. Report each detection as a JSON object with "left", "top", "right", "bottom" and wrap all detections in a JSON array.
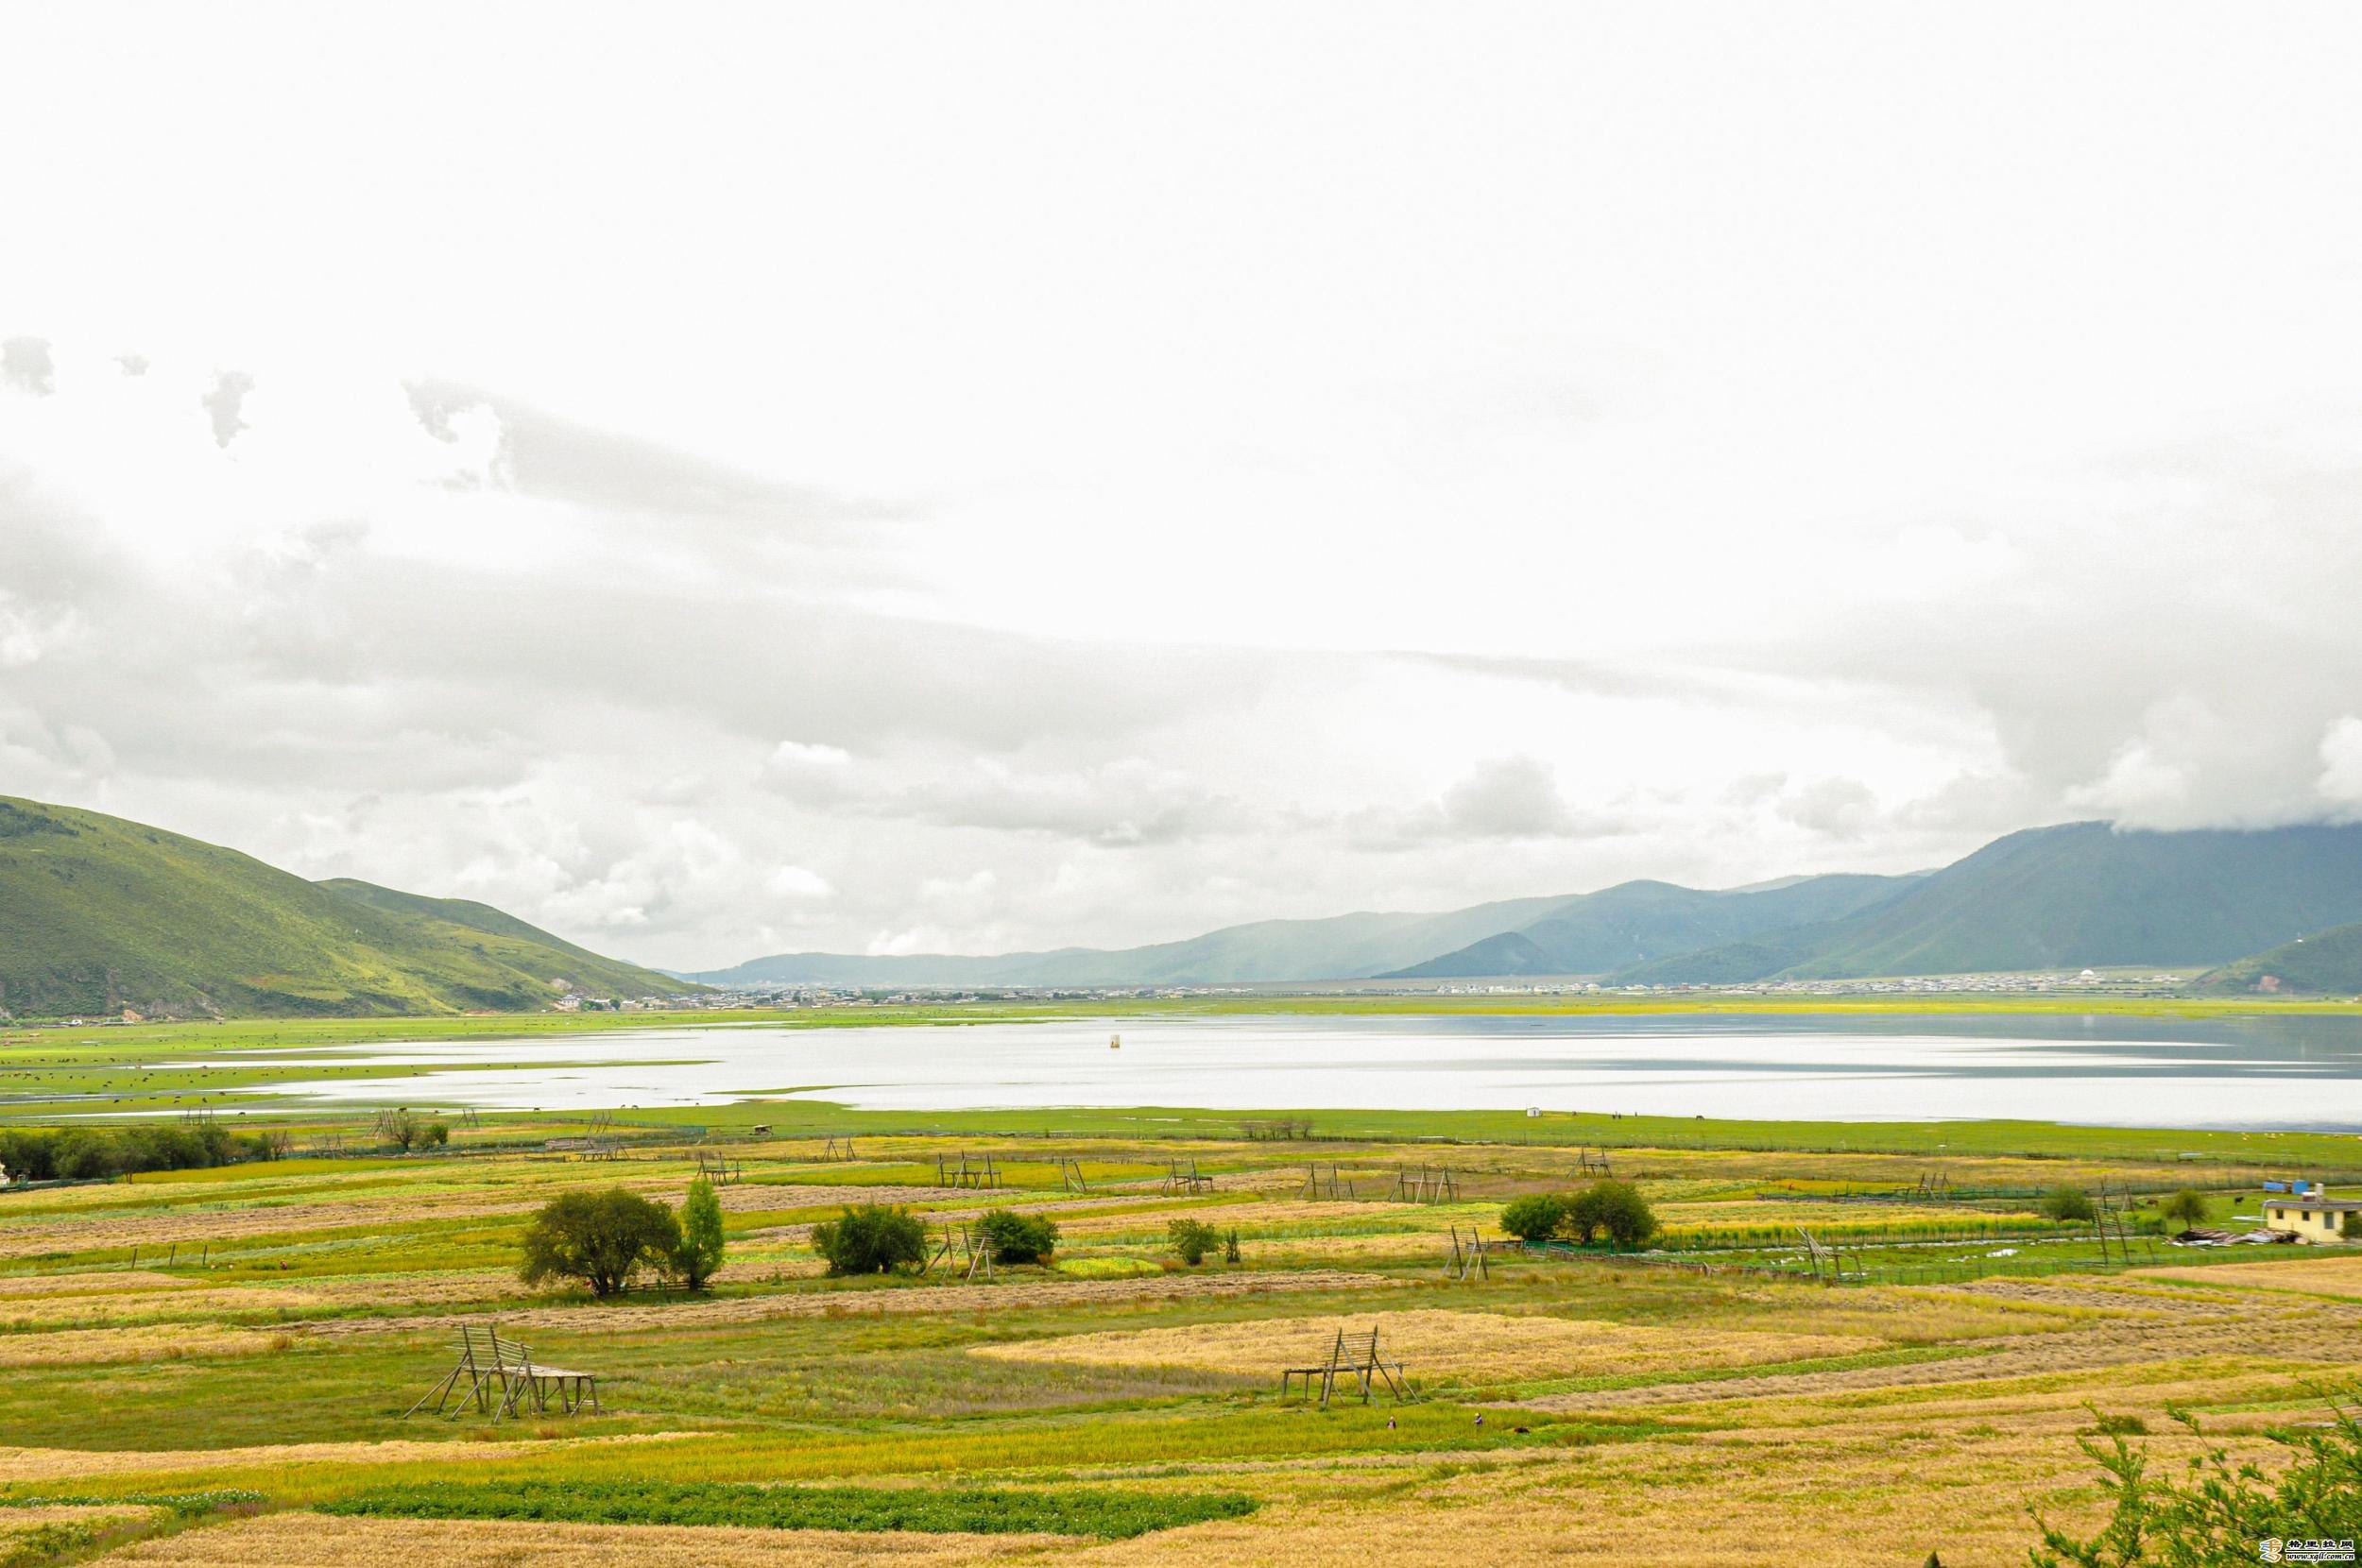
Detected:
[
  {"left": 979, "top": 1209, "right": 1059, "bottom": 1265},
  {"left": 1224, "top": 1227, "right": 1241, "bottom": 1264},
  {"left": 675, "top": 1176, "right": 727, "bottom": 1290},
  {"left": 519, "top": 1187, "right": 682, "bottom": 1297},
  {"left": 423, "top": 1120, "right": 451, "bottom": 1148},
  {"left": 1571, "top": 1179, "right": 1659, "bottom": 1249},
  {"left": 2041, "top": 1185, "right": 2097, "bottom": 1224},
  {"left": 2157, "top": 1189, "right": 2211, "bottom": 1231},
  {"left": 2030, "top": 1388, "right": 2362, "bottom": 1566},
  {"left": 1168, "top": 1218, "right": 1220, "bottom": 1265},
  {"left": 1499, "top": 1194, "right": 1568, "bottom": 1243},
  {"left": 811, "top": 1203, "right": 928, "bottom": 1275},
  {"left": 381, "top": 1111, "right": 436, "bottom": 1152}
]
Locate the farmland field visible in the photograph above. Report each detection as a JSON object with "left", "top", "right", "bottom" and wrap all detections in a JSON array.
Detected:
[{"left": 4, "top": 1012, "right": 2361, "bottom": 1564}]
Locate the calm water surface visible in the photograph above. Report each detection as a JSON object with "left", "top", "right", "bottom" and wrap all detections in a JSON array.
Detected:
[{"left": 171, "top": 1013, "right": 2362, "bottom": 1131}]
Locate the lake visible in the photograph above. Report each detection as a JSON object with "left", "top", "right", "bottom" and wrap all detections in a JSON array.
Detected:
[{"left": 168, "top": 1012, "right": 2362, "bottom": 1131}]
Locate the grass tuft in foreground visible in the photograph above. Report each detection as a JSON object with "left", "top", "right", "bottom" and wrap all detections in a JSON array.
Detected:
[{"left": 320, "top": 1479, "right": 1258, "bottom": 1539}]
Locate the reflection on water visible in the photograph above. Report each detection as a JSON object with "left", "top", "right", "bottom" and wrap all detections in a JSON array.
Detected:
[{"left": 158, "top": 1013, "right": 2362, "bottom": 1131}]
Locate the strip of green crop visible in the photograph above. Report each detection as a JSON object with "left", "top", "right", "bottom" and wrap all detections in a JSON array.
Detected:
[{"left": 319, "top": 1479, "right": 1256, "bottom": 1539}]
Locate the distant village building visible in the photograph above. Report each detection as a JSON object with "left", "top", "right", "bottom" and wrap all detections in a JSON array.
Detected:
[{"left": 2262, "top": 1190, "right": 2362, "bottom": 1243}]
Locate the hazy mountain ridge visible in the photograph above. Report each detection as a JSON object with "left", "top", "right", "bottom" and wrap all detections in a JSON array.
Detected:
[
  {"left": 0, "top": 796, "right": 689, "bottom": 1017},
  {"left": 1610, "top": 822, "right": 2362, "bottom": 983},
  {"left": 1382, "top": 874, "right": 1913, "bottom": 979},
  {"left": 705, "top": 821, "right": 2362, "bottom": 988}
]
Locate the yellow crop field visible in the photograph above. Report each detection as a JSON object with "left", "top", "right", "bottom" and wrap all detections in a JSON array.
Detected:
[
  {"left": 974, "top": 1307, "right": 1883, "bottom": 1384},
  {"left": 101, "top": 1513, "right": 1054, "bottom": 1568},
  {"left": 0, "top": 1088, "right": 2352, "bottom": 1568}
]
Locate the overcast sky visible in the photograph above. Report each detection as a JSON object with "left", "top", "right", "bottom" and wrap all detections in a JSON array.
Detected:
[{"left": 6, "top": 4, "right": 2362, "bottom": 970}]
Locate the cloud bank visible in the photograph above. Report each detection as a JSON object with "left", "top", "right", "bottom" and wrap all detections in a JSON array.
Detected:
[{"left": 5, "top": 7, "right": 2362, "bottom": 967}]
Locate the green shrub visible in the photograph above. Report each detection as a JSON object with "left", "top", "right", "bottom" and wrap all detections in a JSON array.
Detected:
[
  {"left": 321, "top": 1479, "right": 1257, "bottom": 1540},
  {"left": 812, "top": 1203, "right": 928, "bottom": 1275},
  {"left": 1168, "top": 1218, "right": 1219, "bottom": 1265},
  {"left": 2157, "top": 1188, "right": 2211, "bottom": 1230},
  {"left": 2031, "top": 1387, "right": 2362, "bottom": 1565},
  {"left": 2040, "top": 1185, "right": 2097, "bottom": 1223},
  {"left": 1570, "top": 1179, "right": 1659, "bottom": 1249},
  {"left": 675, "top": 1175, "right": 726, "bottom": 1290},
  {"left": 979, "top": 1208, "right": 1059, "bottom": 1265},
  {"left": 1499, "top": 1194, "right": 1567, "bottom": 1242},
  {"left": 518, "top": 1187, "right": 682, "bottom": 1296}
]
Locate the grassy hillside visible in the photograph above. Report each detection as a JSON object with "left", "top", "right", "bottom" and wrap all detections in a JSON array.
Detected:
[
  {"left": 1621, "top": 821, "right": 2362, "bottom": 982},
  {"left": 0, "top": 797, "right": 687, "bottom": 1017},
  {"left": 2197, "top": 920, "right": 2362, "bottom": 996}
]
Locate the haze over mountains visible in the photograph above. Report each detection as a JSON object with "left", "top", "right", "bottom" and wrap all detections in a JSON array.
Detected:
[{"left": 698, "top": 821, "right": 2362, "bottom": 993}]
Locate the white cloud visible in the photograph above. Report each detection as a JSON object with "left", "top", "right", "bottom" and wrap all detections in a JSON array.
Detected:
[
  {"left": 765, "top": 865, "right": 834, "bottom": 900},
  {"left": 2319, "top": 718, "right": 2362, "bottom": 812},
  {"left": 4, "top": 8, "right": 2361, "bottom": 965}
]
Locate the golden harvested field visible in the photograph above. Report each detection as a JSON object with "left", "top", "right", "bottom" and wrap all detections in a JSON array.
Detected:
[
  {"left": 0, "top": 1323, "right": 281, "bottom": 1368},
  {"left": 973, "top": 1307, "right": 1882, "bottom": 1385},
  {"left": 100, "top": 1513, "right": 1058, "bottom": 1567},
  {"left": 0, "top": 1107, "right": 2353, "bottom": 1568},
  {"left": 2135, "top": 1252, "right": 2362, "bottom": 1297}
]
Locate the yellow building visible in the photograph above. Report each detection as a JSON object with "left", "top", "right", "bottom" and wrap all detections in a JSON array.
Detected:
[{"left": 2262, "top": 1193, "right": 2362, "bottom": 1243}]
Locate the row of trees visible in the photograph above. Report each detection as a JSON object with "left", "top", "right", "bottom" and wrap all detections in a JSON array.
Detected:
[
  {"left": 0, "top": 1122, "right": 285, "bottom": 1183},
  {"left": 1499, "top": 1180, "right": 1660, "bottom": 1249},
  {"left": 517, "top": 1179, "right": 727, "bottom": 1297}
]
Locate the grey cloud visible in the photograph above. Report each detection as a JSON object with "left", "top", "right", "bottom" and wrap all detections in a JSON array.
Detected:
[
  {"left": 1776, "top": 777, "right": 1878, "bottom": 839},
  {"left": 1349, "top": 757, "right": 1629, "bottom": 850},
  {"left": 202, "top": 370, "right": 253, "bottom": 447},
  {"left": 403, "top": 379, "right": 914, "bottom": 539},
  {"left": 2, "top": 337, "right": 54, "bottom": 395}
]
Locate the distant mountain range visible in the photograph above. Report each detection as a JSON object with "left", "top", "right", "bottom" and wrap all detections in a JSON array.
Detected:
[
  {"left": 0, "top": 796, "right": 689, "bottom": 1017},
  {"left": 697, "top": 821, "right": 2362, "bottom": 991},
  {"left": 12, "top": 792, "right": 2360, "bottom": 1016}
]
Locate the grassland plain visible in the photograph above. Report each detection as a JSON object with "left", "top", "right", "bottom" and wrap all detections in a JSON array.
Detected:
[{"left": 5, "top": 1012, "right": 2362, "bottom": 1564}]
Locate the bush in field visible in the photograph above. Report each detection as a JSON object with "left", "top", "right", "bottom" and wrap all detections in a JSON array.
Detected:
[
  {"left": 519, "top": 1187, "right": 682, "bottom": 1296},
  {"left": 2041, "top": 1185, "right": 2097, "bottom": 1224},
  {"left": 2029, "top": 1387, "right": 2362, "bottom": 1566},
  {"left": 1168, "top": 1218, "right": 1220, "bottom": 1265},
  {"left": 979, "top": 1208, "right": 1059, "bottom": 1265},
  {"left": 1499, "top": 1194, "right": 1568, "bottom": 1242},
  {"left": 2157, "top": 1188, "right": 2211, "bottom": 1230},
  {"left": 812, "top": 1203, "right": 928, "bottom": 1275},
  {"left": 674, "top": 1175, "right": 727, "bottom": 1290},
  {"left": 1570, "top": 1179, "right": 1659, "bottom": 1249},
  {"left": 379, "top": 1110, "right": 448, "bottom": 1152}
]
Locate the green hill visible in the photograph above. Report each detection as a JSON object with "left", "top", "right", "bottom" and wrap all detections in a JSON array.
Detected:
[
  {"left": 2196, "top": 921, "right": 2362, "bottom": 996},
  {"left": 0, "top": 796, "right": 690, "bottom": 1017},
  {"left": 1613, "top": 821, "right": 2362, "bottom": 983},
  {"left": 1382, "top": 874, "right": 1912, "bottom": 979}
]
